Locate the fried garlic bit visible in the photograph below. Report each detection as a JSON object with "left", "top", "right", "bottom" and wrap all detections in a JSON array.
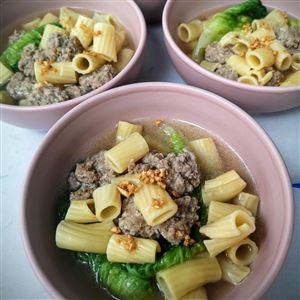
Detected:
[
  {"left": 111, "top": 226, "right": 121, "bottom": 234},
  {"left": 117, "top": 235, "right": 137, "bottom": 252},
  {"left": 139, "top": 168, "right": 168, "bottom": 189},
  {"left": 183, "top": 235, "right": 195, "bottom": 247},
  {"left": 249, "top": 37, "right": 273, "bottom": 50},
  {"left": 117, "top": 181, "right": 139, "bottom": 197},
  {"left": 152, "top": 198, "right": 165, "bottom": 209},
  {"left": 154, "top": 119, "right": 163, "bottom": 126}
]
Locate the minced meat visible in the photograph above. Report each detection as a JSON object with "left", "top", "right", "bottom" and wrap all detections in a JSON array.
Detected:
[
  {"left": 75, "top": 160, "right": 98, "bottom": 184},
  {"left": 118, "top": 197, "right": 160, "bottom": 239},
  {"left": 8, "top": 29, "right": 26, "bottom": 44},
  {"left": 64, "top": 85, "right": 82, "bottom": 99},
  {"left": 266, "top": 70, "right": 285, "bottom": 86},
  {"left": 68, "top": 172, "right": 81, "bottom": 191},
  {"left": 215, "top": 65, "right": 239, "bottom": 81},
  {"left": 129, "top": 150, "right": 201, "bottom": 196},
  {"left": 275, "top": 27, "right": 300, "bottom": 51},
  {"left": 46, "top": 32, "right": 83, "bottom": 62},
  {"left": 159, "top": 196, "right": 199, "bottom": 245},
  {"left": 205, "top": 42, "right": 234, "bottom": 64},
  {"left": 79, "top": 64, "right": 116, "bottom": 94},
  {"left": 70, "top": 183, "right": 98, "bottom": 201},
  {"left": 6, "top": 72, "right": 34, "bottom": 100}
]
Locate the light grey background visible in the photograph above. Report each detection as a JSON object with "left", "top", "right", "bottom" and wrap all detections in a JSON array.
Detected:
[{"left": 1, "top": 25, "right": 300, "bottom": 300}]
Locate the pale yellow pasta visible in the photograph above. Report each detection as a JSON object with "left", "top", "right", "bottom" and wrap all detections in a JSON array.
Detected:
[
  {"left": 71, "top": 15, "right": 95, "bottom": 48},
  {"left": 249, "top": 69, "right": 273, "bottom": 86},
  {"left": 232, "top": 39, "right": 250, "bottom": 55},
  {"left": 233, "top": 192, "right": 260, "bottom": 216},
  {"left": 59, "top": 7, "right": 79, "bottom": 32},
  {"left": 105, "top": 132, "right": 149, "bottom": 173},
  {"left": 22, "top": 18, "right": 41, "bottom": 31},
  {"left": 115, "top": 29, "right": 127, "bottom": 53},
  {"left": 190, "top": 137, "right": 223, "bottom": 178},
  {"left": 55, "top": 220, "right": 114, "bottom": 253},
  {"left": 111, "top": 174, "right": 140, "bottom": 186},
  {"left": 204, "top": 223, "right": 255, "bottom": 257},
  {"left": 179, "top": 40, "right": 197, "bottom": 53},
  {"left": 292, "top": 53, "right": 300, "bottom": 70},
  {"left": 134, "top": 184, "right": 178, "bottom": 226},
  {"left": 65, "top": 199, "right": 97, "bottom": 223},
  {"left": 200, "top": 60, "right": 220, "bottom": 72},
  {"left": 116, "top": 121, "right": 143, "bottom": 143},
  {"left": 93, "top": 13, "right": 119, "bottom": 28},
  {"left": 0, "top": 91, "right": 14, "bottom": 104},
  {"left": 34, "top": 61, "right": 77, "bottom": 84},
  {"left": 238, "top": 75, "right": 259, "bottom": 85},
  {"left": 280, "top": 70, "right": 300, "bottom": 86},
  {"left": 251, "top": 19, "right": 272, "bottom": 31},
  {"left": 218, "top": 254, "right": 250, "bottom": 284},
  {"left": 200, "top": 210, "right": 255, "bottom": 239},
  {"left": 271, "top": 42, "right": 292, "bottom": 71},
  {"left": 72, "top": 52, "right": 105, "bottom": 74},
  {"left": 250, "top": 28, "right": 275, "bottom": 40},
  {"left": 227, "top": 55, "right": 251, "bottom": 76},
  {"left": 245, "top": 48, "right": 275, "bottom": 70},
  {"left": 264, "top": 9, "right": 288, "bottom": 29},
  {"left": 226, "top": 238, "right": 258, "bottom": 266},
  {"left": 259, "top": 71, "right": 273, "bottom": 86},
  {"left": 93, "top": 184, "right": 121, "bottom": 222},
  {"left": 40, "top": 24, "right": 65, "bottom": 49},
  {"left": 114, "top": 48, "right": 134, "bottom": 72},
  {"left": 93, "top": 22, "right": 117, "bottom": 62},
  {"left": 202, "top": 170, "right": 247, "bottom": 206},
  {"left": 177, "top": 19, "right": 203, "bottom": 43},
  {"left": 0, "top": 62, "right": 13, "bottom": 86},
  {"left": 39, "top": 13, "right": 59, "bottom": 27},
  {"left": 207, "top": 201, "right": 252, "bottom": 224},
  {"left": 181, "top": 286, "right": 208, "bottom": 300},
  {"left": 156, "top": 252, "right": 222, "bottom": 300},
  {"left": 105, "top": 14, "right": 119, "bottom": 28},
  {"left": 219, "top": 32, "right": 239, "bottom": 47},
  {"left": 107, "top": 234, "right": 160, "bottom": 264}
]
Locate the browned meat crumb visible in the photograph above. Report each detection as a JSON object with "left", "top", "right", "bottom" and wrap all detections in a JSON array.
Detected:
[
  {"left": 8, "top": 29, "right": 26, "bottom": 44},
  {"left": 70, "top": 183, "right": 97, "bottom": 201},
  {"left": 205, "top": 42, "right": 234, "bottom": 64},
  {"left": 215, "top": 65, "right": 239, "bottom": 81},
  {"left": 266, "top": 70, "right": 285, "bottom": 87},
  {"left": 6, "top": 72, "right": 35, "bottom": 100},
  {"left": 75, "top": 160, "right": 98, "bottom": 184},
  {"left": 275, "top": 26, "right": 300, "bottom": 51}
]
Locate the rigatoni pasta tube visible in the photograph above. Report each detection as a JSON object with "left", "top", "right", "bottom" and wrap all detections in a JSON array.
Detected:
[
  {"left": 34, "top": 61, "right": 77, "bottom": 84},
  {"left": 114, "top": 48, "right": 134, "bottom": 72},
  {"left": 207, "top": 201, "right": 252, "bottom": 224},
  {"left": 219, "top": 32, "right": 239, "bottom": 47},
  {"left": 111, "top": 174, "right": 140, "bottom": 186},
  {"left": 71, "top": 15, "right": 94, "bottom": 48},
  {"left": 59, "top": 7, "right": 79, "bottom": 32},
  {"left": 39, "top": 13, "right": 59, "bottom": 27},
  {"left": 190, "top": 137, "right": 223, "bottom": 178},
  {"left": 204, "top": 223, "right": 255, "bottom": 257},
  {"left": 202, "top": 170, "right": 247, "bottom": 206},
  {"left": 177, "top": 19, "right": 203, "bottom": 43},
  {"left": 22, "top": 18, "right": 41, "bottom": 31},
  {"left": 156, "top": 252, "right": 222, "bottom": 300},
  {"left": 270, "top": 40, "right": 292, "bottom": 71},
  {"left": 181, "top": 286, "right": 208, "bottom": 300},
  {"left": 227, "top": 55, "right": 251, "bottom": 76},
  {"left": 232, "top": 38, "right": 250, "bottom": 55},
  {"left": 292, "top": 53, "right": 300, "bottom": 70},
  {"left": 72, "top": 52, "right": 105, "bottom": 74},
  {"left": 233, "top": 192, "right": 259, "bottom": 216},
  {"left": 40, "top": 24, "right": 65, "bottom": 49},
  {"left": 107, "top": 234, "right": 160, "bottom": 264},
  {"left": 134, "top": 184, "right": 178, "bottom": 226},
  {"left": 55, "top": 220, "right": 114, "bottom": 253},
  {"left": 93, "top": 22, "right": 117, "bottom": 62},
  {"left": 250, "top": 28, "right": 275, "bottom": 40},
  {"left": 280, "top": 70, "right": 300, "bottom": 86},
  {"left": 245, "top": 48, "right": 275, "bottom": 70},
  {"left": 0, "top": 62, "right": 13, "bottom": 86},
  {"left": 200, "top": 210, "right": 255, "bottom": 239},
  {"left": 105, "top": 132, "right": 149, "bottom": 173},
  {"left": 238, "top": 75, "right": 259, "bottom": 86},
  {"left": 0, "top": 91, "right": 14, "bottom": 104},
  {"left": 218, "top": 254, "right": 250, "bottom": 284},
  {"left": 116, "top": 121, "right": 143, "bottom": 143},
  {"left": 264, "top": 9, "right": 288, "bottom": 29},
  {"left": 65, "top": 199, "right": 97, "bottom": 223},
  {"left": 226, "top": 238, "right": 258, "bottom": 266},
  {"left": 93, "top": 184, "right": 121, "bottom": 221},
  {"left": 115, "top": 29, "right": 127, "bottom": 53}
]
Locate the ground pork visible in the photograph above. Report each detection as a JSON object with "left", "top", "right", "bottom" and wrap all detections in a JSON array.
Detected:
[
  {"left": 6, "top": 72, "right": 34, "bottom": 100},
  {"left": 205, "top": 42, "right": 234, "bottom": 64},
  {"left": 159, "top": 196, "right": 199, "bottom": 245},
  {"left": 68, "top": 172, "right": 81, "bottom": 191},
  {"left": 64, "top": 85, "right": 82, "bottom": 99},
  {"left": 266, "top": 70, "right": 285, "bottom": 87},
  {"left": 215, "top": 65, "right": 239, "bottom": 81},
  {"left": 129, "top": 150, "right": 201, "bottom": 196},
  {"left": 46, "top": 32, "right": 83, "bottom": 62},
  {"left": 70, "top": 183, "right": 98, "bottom": 201},
  {"left": 79, "top": 64, "right": 116, "bottom": 94},
  {"left": 8, "top": 29, "right": 26, "bottom": 44},
  {"left": 275, "top": 27, "right": 300, "bottom": 50},
  {"left": 118, "top": 197, "right": 160, "bottom": 239},
  {"left": 18, "top": 43, "right": 47, "bottom": 78}
]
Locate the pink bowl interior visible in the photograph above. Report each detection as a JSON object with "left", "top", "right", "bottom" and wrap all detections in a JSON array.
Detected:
[{"left": 22, "top": 83, "right": 294, "bottom": 300}]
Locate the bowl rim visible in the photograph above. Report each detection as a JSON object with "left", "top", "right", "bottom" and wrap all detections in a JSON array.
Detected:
[
  {"left": 21, "top": 82, "right": 294, "bottom": 300},
  {"left": 162, "top": 1, "right": 300, "bottom": 93},
  {"left": 0, "top": 0, "right": 147, "bottom": 112}
]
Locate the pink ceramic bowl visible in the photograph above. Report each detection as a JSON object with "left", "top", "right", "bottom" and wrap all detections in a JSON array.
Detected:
[
  {"left": 162, "top": 1, "right": 300, "bottom": 113},
  {"left": 22, "top": 82, "right": 294, "bottom": 299},
  {"left": 135, "top": 0, "right": 166, "bottom": 23},
  {"left": 0, "top": 0, "right": 146, "bottom": 130}
]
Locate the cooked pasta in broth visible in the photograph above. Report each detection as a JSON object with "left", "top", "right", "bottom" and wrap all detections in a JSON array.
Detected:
[{"left": 55, "top": 119, "right": 260, "bottom": 300}]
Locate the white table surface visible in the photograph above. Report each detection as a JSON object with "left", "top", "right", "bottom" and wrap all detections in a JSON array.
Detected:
[{"left": 1, "top": 25, "right": 300, "bottom": 300}]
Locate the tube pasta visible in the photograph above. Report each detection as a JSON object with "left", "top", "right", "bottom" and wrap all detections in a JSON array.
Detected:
[
  {"left": 245, "top": 48, "right": 275, "bottom": 70},
  {"left": 93, "top": 22, "right": 117, "bottom": 62},
  {"left": 40, "top": 24, "right": 65, "bottom": 49},
  {"left": 218, "top": 254, "right": 250, "bottom": 284},
  {"left": 93, "top": 184, "right": 121, "bottom": 222},
  {"left": 0, "top": 91, "right": 14, "bottom": 104},
  {"left": 227, "top": 55, "right": 251, "bottom": 76},
  {"left": 238, "top": 75, "right": 259, "bottom": 85},
  {"left": 190, "top": 137, "right": 223, "bottom": 178},
  {"left": 116, "top": 121, "right": 143, "bottom": 143},
  {"left": 250, "top": 28, "right": 275, "bottom": 40},
  {"left": 200, "top": 60, "right": 220, "bottom": 72},
  {"left": 207, "top": 201, "right": 252, "bottom": 224},
  {"left": 71, "top": 15, "right": 95, "bottom": 49},
  {"left": 34, "top": 61, "right": 77, "bottom": 84},
  {"left": 204, "top": 223, "right": 255, "bottom": 257},
  {"left": 232, "top": 38, "right": 250, "bottom": 55},
  {"left": 72, "top": 52, "right": 105, "bottom": 74},
  {"left": 114, "top": 48, "right": 134, "bottom": 72},
  {"left": 226, "top": 238, "right": 258, "bottom": 266},
  {"left": 280, "top": 70, "right": 300, "bottom": 86},
  {"left": 251, "top": 19, "right": 273, "bottom": 31},
  {"left": 202, "top": 170, "right": 247, "bottom": 206},
  {"left": 181, "top": 286, "right": 208, "bottom": 300},
  {"left": 111, "top": 174, "right": 140, "bottom": 186},
  {"left": 156, "top": 252, "right": 222, "bottom": 300},
  {"left": 134, "top": 184, "right": 178, "bottom": 226},
  {"left": 233, "top": 192, "right": 259, "bottom": 216},
  {"left": 65, "top": 199, "right": 97, "bottom": 223},
  {"left": 115, "top": 29, "right": 127, "bottom": 53},
  {"left": 292, "top": 53, "right": 300, "bottom": 70},
  {"left": 264, "top": 9, "right": 288, "bottom": 29},
  {"left": 219, "top": 32, "right": 239, "bottom": 47},
  {"left": 55, "top": 220, "right": 114, "bottom": 253},
  {"left": 270, "top": 40, "right": 292, "bottom": 71},
  {"left": 39, "top": 13, "right": 59, "bottom": 27},
  {"left": 60, "top": 7, "right": 79, "bottom": 32},
  {"left": 106, "top": 234, "right": 160, "bottom": 264},
  {"left": 105, "top": 132, "right": 149, "bottom": 173},
  {"left": 0, "top": 62, "right": 13, "bottom": 86},
  {"left": 22, "top": 18, "right": 41, "bottom": 31},
  {"left": 177, "top": 19, "right": 203, "bottom": 43},
  {"left": 200, "top": 210, "right": 255, "bottom": 239}
]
